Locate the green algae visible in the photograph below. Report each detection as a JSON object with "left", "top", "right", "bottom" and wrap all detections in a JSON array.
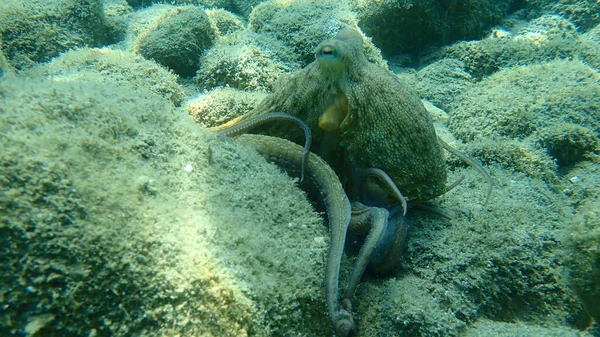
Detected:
[
  {"left": 2, "top": 0, "right": 600, "bottom": 336},
  {"left": 0, "top": 76, "right": 329, "bottom": 336},
  {"left": 0, "top": 0, "right": 109, "bottom": 70}
]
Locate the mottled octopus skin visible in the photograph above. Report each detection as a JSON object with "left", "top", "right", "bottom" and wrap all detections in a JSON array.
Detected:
[{"left": 237, "top": 28, "right": 447, "bottom": 201}]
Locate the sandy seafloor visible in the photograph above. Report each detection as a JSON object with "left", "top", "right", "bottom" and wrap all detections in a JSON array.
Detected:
[{"left": 1, "top": 0, "right": 600, "bottom": 336}]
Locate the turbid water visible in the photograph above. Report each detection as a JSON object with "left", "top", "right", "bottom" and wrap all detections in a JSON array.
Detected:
[{"left": 1, "top": 0, "right": 599, "bottom": 336}]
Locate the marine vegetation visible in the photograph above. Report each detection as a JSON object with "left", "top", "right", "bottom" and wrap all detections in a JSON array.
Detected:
[{"left": 212, "top": 28, "right": 492, "bottom": 336}]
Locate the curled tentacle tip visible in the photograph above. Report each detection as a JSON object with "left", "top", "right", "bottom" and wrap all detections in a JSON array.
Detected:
[
  {"left": 333, "top": 300, "right": 354, "bottom": 337},
  {"left": 333, "top": 311, "right": 354, "bottom": 337}
]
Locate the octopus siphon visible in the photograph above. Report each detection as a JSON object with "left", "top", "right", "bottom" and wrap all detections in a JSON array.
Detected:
[{"left": 212, "top": 27, "right": 492, "bottom": 336}]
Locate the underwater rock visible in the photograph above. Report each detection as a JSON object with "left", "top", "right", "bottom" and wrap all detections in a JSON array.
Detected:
[
  {"left": 524, "top": 0, "right": 600, "bottom": 31},
  {"left": 538, "top": 124, "right": 599, "bottom": 168},
  {"left": 352, "top": 0, "right": 513, "bottom": 56},
  {"left": 515, "top": 14, "right": 579, "bottom": 40},
  {"left": 449, "top": 59, "right": 600, "bottom": 172},
  {"left": 357, "top": 275, "right": 468, "bottom": 336},
  {"left": 128, "top": 5, "right": 216, "bottom": 77},
  {"left": 0, "top": 76, "right": 329, "bottom": 336},
  {"left": 463, "top": 319, "right": 591, "bottom": 336},
  {"left": 442, "top": 15, "right": 600, "bottom": 78},
  {"left": 195, "top": 30, "right": 300, "bottom": 91},
  {"left": 103, "top": 0, "right": 134, "bottom": 44},
  {"left": 27, "top": 47, "right": 184, "bottom": 106},
  {"left": 206, "top": 8, "right": 246, "bottom": 36},
  {"left": 124, "top": 0, "right": 261, "bottom": 17},
  {"left": 584, "top": 23, "right": 600, "bottom": 44},
  {"left": 184, "top": 87, "right": 267, "bottom": 127},
  {"left": 0, "top": 0, "right": 109, "bottom": 70},
  {"left": 412, "top": 168, "right": 589, "bottom": 332},
  {"left": 457, "top": 138, "right": 559, "bottom": 182},
  {"left": 0, "top": 47, "right": 13, "bottom": 77},
  {"left": 565, "top": 198, "right": 600, "bottom": 325},
  {"left": 406, "top": 58, "right": 474, "bottom": 112},
  {"left": 249, "top": 0, "right": 385, "bottom": 67}
]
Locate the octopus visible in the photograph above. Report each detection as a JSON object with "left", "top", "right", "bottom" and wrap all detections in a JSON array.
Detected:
[{"left": 211, "top": 28, "right": 492, "bottom": 336}]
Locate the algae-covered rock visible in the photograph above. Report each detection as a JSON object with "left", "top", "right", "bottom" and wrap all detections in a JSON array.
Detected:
[
  {"left": 357, "top": 275, "right": 468, "bottom": 336},
  {"left": 406, "top": 58, "right": 474, "bottom": 112},
  {"left": 126, "top": 5, "right": 216, "bottom": 77},
  {"left": 449, "top": 60, "right": 600, "bottom": 172},
  {"left": 125, "top": 0, "right": 200, "bottom": 8},
  {"left": 0, "top": 76, "right": 330, "bottom": 336},
  {"left": 560, "top": 161, "right": 600, "bottom": 211},
  {"left": 346, "top": 165, "right": 589, "bottom": 335},
  {"left": 585, "top": 23, "right": 600, "bottom": 44},
  {"left": 443, "top": 15, "right": 600, "bottom": 78},
  {"left": 463, "top": 319, "right": 591, "bottom": 336},
  {"left": 103, "top": 0, "right": 134, "bottom": 44},
  {"left": 0, "top": 44, "right": 14, "bottom": 76},
  {"left": 515, "top": 14, "right": 579, "bottom": 40},
  {"left": 249, "top": 0, "right": 385, "bottom": 67},
  {"left": 28, "top": 47, "right": 184, "bottom": 106},
  {"left": 450, "top": 59, "right": 600, "bottom": 138},
  {"left": 538, "top": 124, "right": 599, "bottom": 167},
  {"left": 124, "top": 0, "right": 262, "bottom": 17},
  {"left": 525, "top": 0, "right": 600, "bottom": 31},
  {"left": 565, "top": 198, "right": 600, "bottom": 325},
  {"left": 195, "top": 30, "right": 300, "bottom": 91},
  {"left": 412, "top": 168, "right": 588, "bottom": 329},
  {"left": 353, "top": 0, "right": 513, "bottom": 55},
  {"left": 458, "top": 138, "right": 559, "bottom": 182},
  {"left": 560, "top": 160, "right": 600, "bottom": 325},
  {"left": 0, "top": 0, "right": 109, "bottom": 70},
  {"left": 206, "top": 8, "right": 246, "bottom": 36},
  {"left": 184, "top": 87, "right": 267, "bottom": 127}
]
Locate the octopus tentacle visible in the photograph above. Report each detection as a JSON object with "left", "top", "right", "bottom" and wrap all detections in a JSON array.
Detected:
[
  {"left": 211, "top": 112, "right": 312, "bottom": 182},
  {"left": 344, "top": 202, "right": 388, "bottom": 301},
  {"left": 438, "top": 138, "right": 494, "bottom": 205},
  {"left": 355, "top": 168, "right": 408, "bottom": 216},
  {"left": 234, "top": 134, "right": 355, "bottom": 337},
  {"left": 445, "top": 175, "right": 466, "bottom": 193},
  {"left": 368, "top": 212, "right": 410, "bottom": 275}
]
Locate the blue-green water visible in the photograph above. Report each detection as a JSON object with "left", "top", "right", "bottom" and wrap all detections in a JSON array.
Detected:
[{"left": 1, "top": 1, "right": 599, "bottom": 336}]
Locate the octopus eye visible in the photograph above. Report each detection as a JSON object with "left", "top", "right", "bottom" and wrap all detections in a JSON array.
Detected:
[
  {"left": 319, "top": 45, "right": 339, "bottom": 59},
  {"left": 315, "top": 40, "right": 346, "bottom": 73}
]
